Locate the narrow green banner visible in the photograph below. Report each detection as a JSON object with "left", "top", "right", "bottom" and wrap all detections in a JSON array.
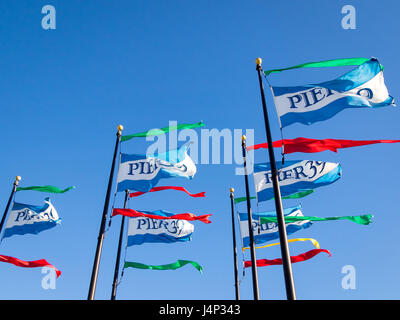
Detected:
[
  {"left": 234, "top": 189, "right": 314, "bottom": 204},
  {"left": 260, "top": 214, "right": 373, "bottom": 226},
  {"left": 264, "top": 57, "right": 370, "bottom": 76},
  {"left": 121, "top": 121, "right": 205, "bottom": 142},
  {"left": 234, "top": 196, "right": 256, "bottom": 204},
  {"left": 124, "top": 260, "right": 203, "bottom": 273},
  {"left": 16, "top": 185, "right": 76, "bottom": 193}
]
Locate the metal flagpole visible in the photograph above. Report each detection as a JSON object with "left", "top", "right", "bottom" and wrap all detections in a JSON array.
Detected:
[
  {"left": 88, "top": 124, "right": 123, "bottom": 300},
  {"left": 255, "top": 57, "right": 296, "bottom": 300},
  {"left": 241, "top": 135, "right": 260, "bottom": 300},
  {"left": 0, "top": 176, "right": 21, "bottom": 237},
  {"left": 111, "top": 189, "right": 129, "bottom": 300},
  {"left": 229, "top": 188, "right": 240, "bottom": 300}
]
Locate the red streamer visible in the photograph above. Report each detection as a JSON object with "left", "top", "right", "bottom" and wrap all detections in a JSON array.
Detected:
[
  {"left": 112, "top": 208, "right": 212, "bottom": 224},
  {"left": 244, "top": 249, "right": 331, "bottom": 268},
  {"left": 0, "top": 254, "right": 61, "bottom": 278},
  {"left": 129, "top": 186, "right": 205, "bottom": 198},
  {"left": 247, "top": 138, "right": 400, "bottom": 154}
]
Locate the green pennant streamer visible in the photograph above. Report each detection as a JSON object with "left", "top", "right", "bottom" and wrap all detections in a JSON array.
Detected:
[
  {"left": 16, "top": 185, "right": 76, "bottom": 194},
  {"left": 234, "top": 196, "right": 256, "bottom": 204},
  {"left": 234, "top": 189, "right": 314, "bottom": 204},
  {"left": 260, "top": 214, "right": 373, "bottom": 226},
  {"left": 264, "top": 57, "right": 371, "bottom": 76},
  {"left": 121, "top": 121, "right": 205, "bottom": 142},
  {"left": 124, "top": 260, "right": 203, "bottom": 273}
]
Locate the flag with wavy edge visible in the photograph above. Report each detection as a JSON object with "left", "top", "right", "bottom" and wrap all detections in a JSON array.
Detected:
[
  {"left": 121, "top": 121, "right": 204, "bottom": 142},
  {"left": 254, "top": 160, "right": 341, "bottom": 203},
  {"left": 2, "top": 198, "right": 61, "bottom": 239},
  {"left": 16, "top": 185, "right": 75, "bottom": 193},
  {"left": 0, "top": 254, "right": 61, "bottom": 278},
  {"left": 244, "top": 249, "right": 331, "bottom": 268},
  {"left": 270, "top": 58, "right": 394, "bottom": 128},
  {"left": 112, "top": 208, "right": 212, "bottom": 224},
  {"left": 116, "top": 143, "right": 196, "bottom": 192},
  {"left": 239, "top": 205, "right": 311, "bottom": 247},
  {"left": 129, "top": 186, "right": 205, "bottom": 198},
  {"left": 124, "top": 260, "right": 203, "bottom": 273},
  {"left": 247, "top": 138, "right": 400, "bottom": 154}
]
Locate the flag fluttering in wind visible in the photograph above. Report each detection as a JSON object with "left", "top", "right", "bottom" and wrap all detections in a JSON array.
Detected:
[
  {"left": 247, "top": 138, "right": 400, "bottom": 154},
  {"left": 234, "top": 190, "right": 314, "bottom": 204},
  {"left": 124, "top": 260, "right": 203, "bottom": 273},
  {"left": 129, "top": 186, "right": 205, "bottom": 198},
  {"left": 116, "top": 143, "right": 196, "bottom": 192},
  {"left": 254, "top": 160, "right": 341, "bottom": 203},
  {"left": 260, "top": 214, "right": 373, "bottom": 226},
  {"left": 0, "top": 254, "right": 61, "bottom": 278},
  {"left": 243, "top": 237, "right": 320, "bottom": 252},
  {"left": 112, "top": 208, "right": 212, "bottom": 224},
  {"left": 121, "top": 121, "right": 204, "bottom": 142},
  {"left": 238, "top": 205, "right": 311, "bottom": 247},
  {"left": 2, "top": 198, "right": 61, "bottom": 239},
  {"left": 127, "top": 217, "right": 194, "bottom": 246},
  {"left": 269, "top": 58, "right": 395, "bottom": 128},
  {"left": 244, "top": 249, "right": 331, "bottom": 268},
  {"left": 16, "top": 185, "right": 75, "bottom": 193},
  {"left": 264, "top": 57, "right": 370, "bottom": 76}
]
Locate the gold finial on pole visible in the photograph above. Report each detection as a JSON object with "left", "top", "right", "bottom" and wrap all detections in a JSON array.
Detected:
[
  {"left": 15, "top": 176, "right": 21, "bottom": 186},
  {"left": 230, "top": 187, "right": 234, "bottom": 193},
  {"left": 255, "top": 57, "right": 262, "bottom": 66},
  {"left": 117, "top": 124, "right": 124, "bottom": 137}
]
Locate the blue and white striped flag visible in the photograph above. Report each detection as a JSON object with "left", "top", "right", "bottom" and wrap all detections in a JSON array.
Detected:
[
  {"left": 239, "top": 205, "right": 311, "bottom": 247},
  {"left": 116, "top": 143, "right": 196, "bottom": 192},
  {"left": 2, "top": 198, "right": 61, "bottom": 239},
  {"left": 271, "top": 58, "right": 395, "bottom": 128},
  {"left": 127, "top": 217, "right": 194, "bottom": 246},
  {"left": 254, "top": 160, "right": 341, "bottom": 203}
]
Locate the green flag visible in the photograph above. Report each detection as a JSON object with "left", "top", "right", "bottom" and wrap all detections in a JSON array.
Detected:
[
  {"left": 234, "top": 196, "right": 256, "bottom": 204},
  {"left": 264, "top": 57, "right": 371, "bottom": 76},
  {"left": 124, "top": 260, "right": 203, "bottom": 273},
  {"left": 121, "top": 121, "right": 205, "bottom": 142},
  {"left": 233, "top": 189, "right": 314, "bottom": 204},
  {"left": 16, "top": 185, "right": 76, "bottom": 194},
  {"left": 260, "top": 214, "right": 373, "bottom": 226}
]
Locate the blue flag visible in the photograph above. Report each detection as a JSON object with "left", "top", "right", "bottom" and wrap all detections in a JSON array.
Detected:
[
  {"left": 2, "top": 198, "right": 61, "bottom": 239},
  {"left": 238, "top": 205, "right": 312, "bottom": 247},
  {"left": 116, "top": 143, "right": 196, "bottom": 192},
  {"left": 254, "top": 160, "right": 341, "bottom": 203},
  {"left": 271, "top": 58, "right": 395, "bottom": 128},
  {"left": 127, "top": 217, "right": 194, "bottom": 246}
]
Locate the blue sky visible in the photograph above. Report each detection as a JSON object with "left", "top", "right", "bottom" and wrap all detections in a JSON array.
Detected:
[{"left": 0, "top": 0, "right": 399, "bottom": 300}]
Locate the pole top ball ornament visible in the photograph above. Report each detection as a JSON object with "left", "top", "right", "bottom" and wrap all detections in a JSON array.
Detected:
[
  {"left": 230, "top": 188, "right": 234, "bottom": 193},
  {"left": 255, "top": 57, "right": 262, "bottom": 66},
  {"left": 117, "top": 124, "right": 124, "bottom": 132}
]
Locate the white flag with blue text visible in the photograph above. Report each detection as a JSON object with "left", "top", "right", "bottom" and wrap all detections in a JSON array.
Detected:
[
  {"left": 272, "top": 58, "right": 395, "bottom": 128},
  {"left": 2, "top": 198, "right": 61, "bottom": 239},
  {"left": 116, "top": 143, "right": 196, "bottom": 192},
  {"left": 127, "top": 217, "right": 194, "bottom": 246},
  {"left": 239, "top": 205, "right": 312, "bottom": 247}
]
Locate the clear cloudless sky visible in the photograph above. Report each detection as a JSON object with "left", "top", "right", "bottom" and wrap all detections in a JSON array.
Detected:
[{"left": 0, "top": 0, "right": 399, "bottom": 300}]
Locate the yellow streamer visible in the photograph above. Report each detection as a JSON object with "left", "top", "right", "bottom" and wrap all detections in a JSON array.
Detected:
[{"left": 242, "top": 238, "right": 320, "bottom": 252}]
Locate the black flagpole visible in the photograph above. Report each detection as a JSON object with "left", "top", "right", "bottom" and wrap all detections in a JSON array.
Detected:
[
  {"left": 255, "top": 57, "right": 296, "bottom": 300},
  {"left": 229, "top": 188, "right": 240, "bottom": 300},
  {"left": 0, "top": 176, "right": 21, "bottom": 237},
  {"left": 241, "top": 135, "right": 260, "bottom": 300},
  {"left": 111, "top": 189, "right": 129, "bottom": 300},
  {"left": 88, "top": 124, "right": 123, "bottom": 300}
]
